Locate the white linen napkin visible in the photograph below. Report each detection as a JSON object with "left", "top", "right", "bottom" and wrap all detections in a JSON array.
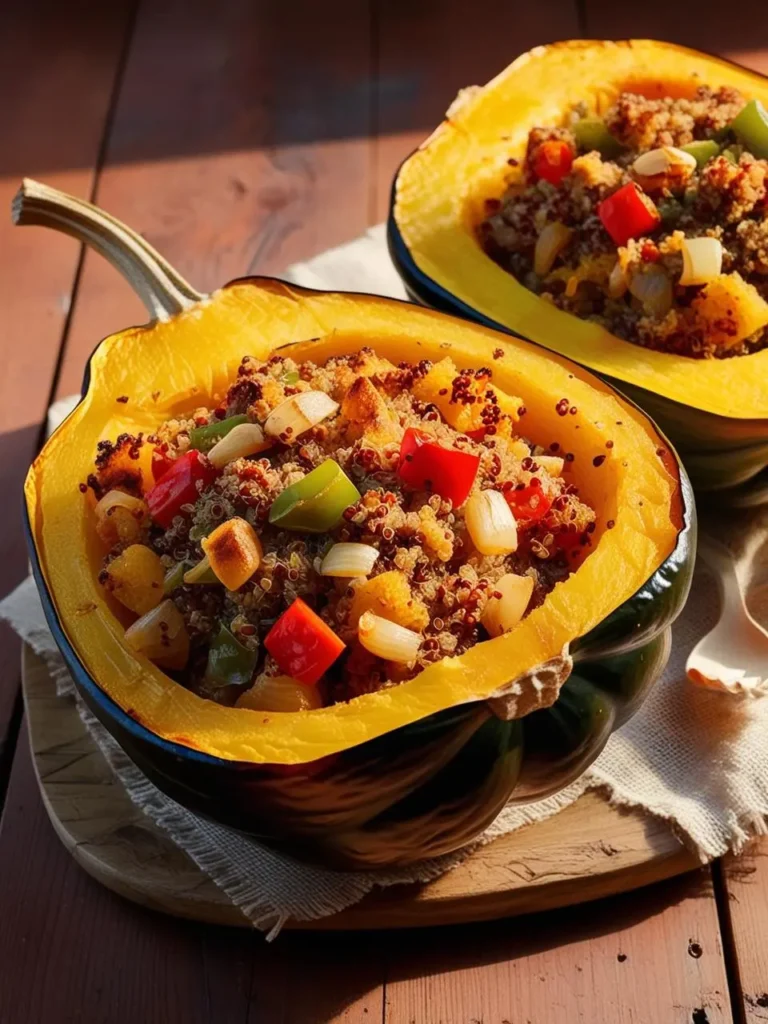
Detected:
[{"left": 4, "top": 224, "right": 768, "bottom": 935}]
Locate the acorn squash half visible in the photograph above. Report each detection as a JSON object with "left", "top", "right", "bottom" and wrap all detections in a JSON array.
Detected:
[
  {"left": 18, "top": 181, "right": 694, "bottom": 869},
  {"left": 389, "top": 39, "right": 768, "bottom": 494}
]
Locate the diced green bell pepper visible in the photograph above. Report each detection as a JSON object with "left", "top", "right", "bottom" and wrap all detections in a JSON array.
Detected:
[
  {"left": 163, "top": 560, "right": 191, "bottom": 594},
  {"left": 268, "top": 459, "right": 361, "bottom": 533},
  {"left": 680, "top": 140, "right": 720, "bottom": 168},
  {"left": 189, "top": 414, "right": 249, "bottom": 452},
  {"left": 280, "top": 370, "right": 300, "bottom": 386},
  {"left": 183, "top": 554, "right": 219, "bottom": 584},
  {"left": 729, "top": 99, "right": 768, "bottom": 159},
  {"left": 204, "top": 625, "right": 258, "bottom": 687},
  {"left": 572, "top": 118, "right": 625, "bottom": 159}
]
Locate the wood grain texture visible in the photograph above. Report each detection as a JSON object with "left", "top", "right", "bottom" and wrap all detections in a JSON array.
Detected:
[
  {"left": 0, "top": 0, "right": 135, "bottom": 763},
  {"left": 372, "top": 0, "right": 580, "bottom": 222},
  {"left": 381, "top": 872, "right": 733, "bottom": 1024},
  {"left": 55, "top": 0, "right": 375, "bottom": 399},
  {"left": 0, "top": 728, "right": 385, "bottom": 1024},
  {"left": 23, "top": 645, "right": 701, "bottom": 932}
]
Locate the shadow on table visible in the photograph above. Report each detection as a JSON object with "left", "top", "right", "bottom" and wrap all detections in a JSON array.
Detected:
[{"left": 5, "top": 0, "right": 768, "bottom": 178}]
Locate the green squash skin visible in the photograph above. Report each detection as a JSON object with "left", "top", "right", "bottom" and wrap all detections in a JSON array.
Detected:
[
  {"left": 387, "top": 214, "right": 768, "bottom": 496},
  {"left": 66, "top": 468, "right": 694, "bottom": 870},
  {"left": 28, "top": 268, "right": 696, "bottom": 870}
]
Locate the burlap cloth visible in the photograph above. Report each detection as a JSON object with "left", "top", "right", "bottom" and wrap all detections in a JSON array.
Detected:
[{"left": 4, "top": 225, "right": 767, "bottom": 936}]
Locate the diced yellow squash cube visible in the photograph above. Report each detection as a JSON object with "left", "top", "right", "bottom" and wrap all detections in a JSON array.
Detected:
[
  {"left": 101, "top": 544, "right": 165, "bottom": 615},
  {"left": 692, "top": 272, "right": 768, "bottom": 349},
  {"left": 349, "top": 570, "right": 429, "bottom": 632},
  {"left": 412, "top": 358, "right": 521, "bottom": 434}
]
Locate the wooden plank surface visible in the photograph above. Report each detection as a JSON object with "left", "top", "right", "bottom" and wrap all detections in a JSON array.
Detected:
[
  {"left": 0, "top": 0, "right": 136, "bottom": 773},
  {"left": 55, "top": 0, "right": 375, "bottom": 399},
  {"left": 0, "top": 731, "right": 385, "bottom": 1024},
  {"left": 373, "top": 0, "right": 581, "bottom": 222}
]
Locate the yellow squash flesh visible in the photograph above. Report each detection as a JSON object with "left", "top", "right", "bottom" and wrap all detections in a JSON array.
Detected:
[
  {"left": 26, "top": 281, "right": 680, "bottom": 763},
  {"left": 393, "top": 39, "right": 768, "bottom": 420}
]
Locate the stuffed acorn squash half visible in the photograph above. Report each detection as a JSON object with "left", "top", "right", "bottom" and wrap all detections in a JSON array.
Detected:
[
  {"left": 389, "top": 39, "right": 768, "bottom": 494},
  {"left": 19, "top": 181, "right": 694, "bottom": 869}
]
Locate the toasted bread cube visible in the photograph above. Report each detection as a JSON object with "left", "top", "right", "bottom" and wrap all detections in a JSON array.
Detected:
[
  {"left": 341, "top": 377, "right": 401, "bottom": 446},
  {"left": 202, "top": 517, "right": 262, "bottom": 591}
]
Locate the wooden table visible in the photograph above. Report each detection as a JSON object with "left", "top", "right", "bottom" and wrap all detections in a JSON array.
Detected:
[{"left": 2, "top": 2, "right": 768, "bottom": 1021}]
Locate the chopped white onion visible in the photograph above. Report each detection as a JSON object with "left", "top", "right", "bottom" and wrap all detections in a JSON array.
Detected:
[
  {"left": 320, "top": 542, "right": 379, "bottom": 577},
  {"left": 679, "top": 237, "right": 723, "bottom": 286},
  {"left": 208, "top": 423, "right": 270, "bottom": 468},
  {"left": 534, "top": 221, "right": 573, "bottom": 277},
  {"left": 628, "top": 265, "right": 673, "bottom": 318},
  {"left": 237, "top": 673, "right": 323, "bottom": 712},
  {"left": 94, "top": 488, "right": 145, "bottom": 519},
  {"left": 465, "top": 489, "right": 518, "bottom": 556},
  {"left": 537, "top": 455, "right": 565, "bottom": 477},
  {"left": 608, "top": 259, "right": 628, "bottom": 298},
  {"left": 482, "top": 574, "right": 535, "bottom": 638},
  {"left": 358, "top": 611, "right": 421, "bottom": 663},
  {"left": 632, "top": 146, "right": 697, "bottom": 177},
  {"left": 94, "top": 489, "right": 147, "bottom": 545},
  {"left": 264, "top": 391, "right": 339, "bottom": 442},
  {"left": 124, "top": 598, "right": 189, "bottom": 669}
]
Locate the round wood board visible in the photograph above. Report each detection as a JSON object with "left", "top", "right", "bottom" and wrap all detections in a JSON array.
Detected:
[{"left": 22, "top": 645, "right": 700, "bottom": 930}]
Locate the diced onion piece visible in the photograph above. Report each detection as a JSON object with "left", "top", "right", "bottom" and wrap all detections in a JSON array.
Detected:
[
  {"left": 236, "top": 673, "right": 323, "bottom": 712},
  {"left": 94, "top": 489, "right": 148, "bottom": 546},
  {"left": 207, "top": 423, "right": 270, "bottom": 469},
  {"left": 125, "top": 598, "right": 190, "bottom": 670},
  {"left": 320, "top": 542, "right": 379, "bottom": 578},
  {"left": 608, "top": 259, "right": 628, "bottom": 298},
  {"left": 264, "top": 391, "right": 339, "bottom": 442},
  {"left": 632, "top": 146, "right": 697, "bottom": 177},
  {"left": 628, "top": 265, "right": 673, "bottom": 318},
  {"left": 465, "top": 489, "right": 518, "bottom": 555},
  {"left": 101, "top": 544, "right": 165, "bottom": 615},
  {"left": 358, "top": 611, "right": 421, "bottom": 663},
  {"left": 537, "top": 455, "right": 565, "bottom": 477},
  {"left": 202, "top": 517, "right": 263, "bottom": 591},
  {"left": 534, "top": 221, "right": 573, "bottom": 277},
  {"left": 482, "top": 574, "right": 535, "bottom": 638},
  {"left": 679, "top": 237, "right": 723, "bottom": 286}
]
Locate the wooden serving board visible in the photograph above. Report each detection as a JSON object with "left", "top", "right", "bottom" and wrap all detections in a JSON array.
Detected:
[{"left": 22, "top": 645, "right": 700, "bottom": 930}]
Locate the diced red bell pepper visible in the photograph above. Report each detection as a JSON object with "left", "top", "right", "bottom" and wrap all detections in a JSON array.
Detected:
[
  {"left": 265, "top": 598, "right": 345, "bottom": 686},
  {"left": 597, "top": 182, "right": 660, "bottom": 247},
  {"left": 151, "top": 446, "right": 175, "bottom": 482},
  {"left": 397, "top": 428, "right": 480, "bottom": 508},
  {"left": 533, "top": 140, "right": 574, "bottom": 186},
  {"left": 503, "top": 479, "right": 553, "bottom": 522},
  {"left": 146, "top": 449, "right": 217, "bottom": 528}
]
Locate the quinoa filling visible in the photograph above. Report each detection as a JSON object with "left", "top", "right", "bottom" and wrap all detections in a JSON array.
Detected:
[
  {"left": 88, "top": 349, "right": 596, "bottom": 711},
  {"left": 480, "top": 86, "right": 768, "bottom": 358}
]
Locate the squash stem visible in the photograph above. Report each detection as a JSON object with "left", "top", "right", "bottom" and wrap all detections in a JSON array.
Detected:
[{"left": 11, "top": 179, "right": 204, "bottom": 320}]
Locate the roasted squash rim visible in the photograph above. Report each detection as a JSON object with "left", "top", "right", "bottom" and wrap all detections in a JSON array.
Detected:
[
  {"left": 390, "top": 38, "right": 768, "bottom": 422},
  {"left": 25, "top": 277, "right": 691, "bottom": 765}
]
